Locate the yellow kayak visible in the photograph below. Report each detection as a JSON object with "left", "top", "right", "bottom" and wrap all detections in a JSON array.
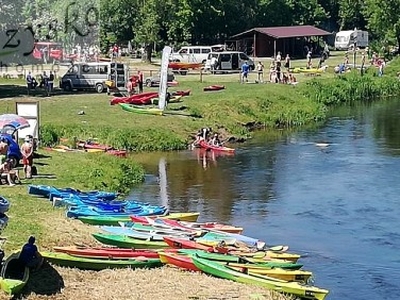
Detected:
[
  {"left": 227, "top": 263, "right": 313, "bottom": 282},
  {"left": 291, "top": 67, "right": 324, "bottom": 73}
]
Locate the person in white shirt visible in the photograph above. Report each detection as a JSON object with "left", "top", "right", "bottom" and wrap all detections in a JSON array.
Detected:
[{"left": 256, "top": 61, "right": 264, "bottom": 83}]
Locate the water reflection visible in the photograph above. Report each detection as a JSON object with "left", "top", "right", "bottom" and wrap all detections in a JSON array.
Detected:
[{"left": 129, "top": 99, "right": 400, "bottom": 300}]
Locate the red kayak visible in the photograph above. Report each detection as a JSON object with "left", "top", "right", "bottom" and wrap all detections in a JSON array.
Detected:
[
  {"left": 106, "top": 149, "right": 127, "bottom": 157},
  {"left": 159, "top": 251, "right": 200, "bottom": 271},
  {"left": 198, "top": 140, "right": 235, "bottom": 153},
  {"left": 163, "top": 237, "right": 213, "bottom": 251},
  {"left": 168, "top": 62, "right": 202, "bottom": 70},
  {"left": 77, "top": 141, "right": 112, "bottom": 151},
  {"left": 172, "top": 89, "right": 191, "bottom": 97},
  {"left": 203, "top": 85, "right": 225, "bottom": 91},
  {"left": 110, "top": 92, "right": 158, "bottom": 105},
  {"left": 53, "top": 246, "right": 160, "bottom": 259}
]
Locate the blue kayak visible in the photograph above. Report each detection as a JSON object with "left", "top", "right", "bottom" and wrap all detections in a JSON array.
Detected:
[
  {"left": 28, "top": 185, "right": 117, "bottom": 200},
  {"left": 0, "top": 196, "right": 10, "bottom": 214},
  {"left": 66, "top": 206, "right": 167, "bottom": 218}
]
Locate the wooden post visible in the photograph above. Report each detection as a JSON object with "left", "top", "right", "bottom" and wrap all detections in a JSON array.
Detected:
[
  {"left": 353, "top": 43, "right": 357, "bottom": 69},
  {"left": 273, "top": 40, "right": 277, "bottom": 59},
  {"left": 253, "top": 32, "right": 257, "bottom": 58},
  {"left": 199, "top": 68, "right": 203, "bottom": 83}
]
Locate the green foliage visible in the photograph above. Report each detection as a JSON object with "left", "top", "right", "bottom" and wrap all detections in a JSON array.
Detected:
[
  {"left": 338, "top": 0, "right": 366, "bottom": 30},
  {"left": 302, "top": 71, "right": 400, "bottom": 106}
]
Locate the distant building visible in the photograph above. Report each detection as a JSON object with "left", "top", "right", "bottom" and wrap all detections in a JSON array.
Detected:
[{"left": 228, "top": 25, "right": 332, "bottom": 58}]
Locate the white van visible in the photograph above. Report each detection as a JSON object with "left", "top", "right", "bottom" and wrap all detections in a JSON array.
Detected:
[
  {"left": 60, "top": 62, "right": 129, "bottom": 93},
  {"left": 170, "top": 46, "right": 219, "bottom": 64},
  {"left": 204, "top": 51, "right": 255, "bottom": 72},
  {"left": 335, "top": 30, "right": 369, "bottom": 50}
]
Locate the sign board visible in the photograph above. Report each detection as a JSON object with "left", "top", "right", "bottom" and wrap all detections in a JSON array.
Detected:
[
  {"left": 158, "top": 46, "right": 172, "bottom": 110},
  {"left": 15, "top": 101, "right": 39, "bottom": 140}
]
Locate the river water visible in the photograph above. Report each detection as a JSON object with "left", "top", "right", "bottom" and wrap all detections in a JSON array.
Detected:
[{"left": 129, "top": 99, "right": 400, "bottom": 300}]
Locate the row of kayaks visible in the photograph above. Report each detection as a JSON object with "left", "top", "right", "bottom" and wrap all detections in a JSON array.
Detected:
[
  {"left": 110, "top": 90, "right": 190, "bottom": 105},
  {"left": 20, "top": 185, "right": 329, "bottom": 299}
]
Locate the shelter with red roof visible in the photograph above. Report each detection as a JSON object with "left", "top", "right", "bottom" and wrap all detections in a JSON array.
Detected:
[{"left": 228, "top": 25, "right": 332, "bottom": 58}]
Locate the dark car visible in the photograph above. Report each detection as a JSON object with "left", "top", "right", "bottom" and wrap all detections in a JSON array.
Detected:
[
  {"left": 145, "top": 72, "right": 175, "bottom": 87},
  {"left": 0, "top": 134, "right": 22, "bottom": 167}
]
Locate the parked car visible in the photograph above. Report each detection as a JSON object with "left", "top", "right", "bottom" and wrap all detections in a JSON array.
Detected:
[{"left": 145, "top": 72, "right": 175, "bottom": 87}]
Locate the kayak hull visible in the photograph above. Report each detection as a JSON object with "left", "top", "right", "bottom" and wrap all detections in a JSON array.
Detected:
[
  {"left": 92, "top": 233, "right": 169, "bottom": 249},
  {"left": 42, "top": 251, "right": 162, "bottom": 270}
]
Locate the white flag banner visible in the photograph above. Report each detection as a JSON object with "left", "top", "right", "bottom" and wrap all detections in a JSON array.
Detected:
[{"left": 158, "top": 46, "right": 172, "bottom": 110}]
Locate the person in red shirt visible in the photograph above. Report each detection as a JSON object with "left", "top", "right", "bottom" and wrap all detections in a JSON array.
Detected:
[{"left": 112, "top": 44, "right": 119, "bottom": 61}]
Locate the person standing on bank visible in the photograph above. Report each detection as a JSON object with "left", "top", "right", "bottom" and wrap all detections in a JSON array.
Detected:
[
  {"left": 26, "top": 71, "right": 33, "bottom": 95},
  {"left": 21, "top": 137, "right": 34, "bottom": 179},
  {"left": 48, "top": 71, "right": 54, "bottom": 96},
  {"left": 137, "top": 70, "right": 144, "bottom": 94},
  {"left": 241, "top": 61, "right": 250, "bottom": 83},
  {"left": 284, "top": 54, "right": 290, "bottom": 69},
  {"left": 256, "top": 61, "right": 264, "bottom": 83}
]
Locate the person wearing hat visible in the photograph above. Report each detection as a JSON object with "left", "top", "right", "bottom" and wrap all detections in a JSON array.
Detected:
[
  {"left": 21, "top": 136, "right": 34, "bottom": 179},
  {"left": 19, "top": 236, "right": 44, "bottom": 271}
]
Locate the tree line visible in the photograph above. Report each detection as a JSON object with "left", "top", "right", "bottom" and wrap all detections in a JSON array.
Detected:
[{"left": 1, "top": 0, "right": 399, "bottom": 60}]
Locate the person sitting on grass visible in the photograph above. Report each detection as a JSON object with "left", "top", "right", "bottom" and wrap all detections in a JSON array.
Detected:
[
  {"left": 19, "top": 236, "right": 44, "bottom": 271},
  {"left": 0, "top": 138, "right": 8, "bottom": 165},
  {"left": 0, "top": 158, "right": 21, "bottom": 186},
  {"left": 209, "top": 133, "right": 222, "bottom": 147}
]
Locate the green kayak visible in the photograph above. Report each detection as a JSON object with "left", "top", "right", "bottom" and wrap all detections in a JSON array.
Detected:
[
  {"left": 42, "top": 251, "right": 163, "bottom": 270},
  {"left": 192, "top": 256, "right": 329, "bottom": 300},
  {"left": 0, "top": 252, "right": 29, "bottom": 295},
  {"left": 92, "top": 233, "right": 169, "bottom": 249},
  {"left": 178, "top": 250, "right": 303, "bottom": 270},
  {"left": 79, "top": 212, "right": 201, "bottom": 226},
  {"left": 120, "top": 103, "right": 163, "bottom": 115},
  {"left": 78, "top": 215, "right": 132, "bottom": 226}
]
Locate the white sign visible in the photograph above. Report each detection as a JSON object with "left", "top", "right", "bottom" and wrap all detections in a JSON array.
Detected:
[
  {"left": 16, "top": 102, "right": 39, "bottom": 140},
  {"left": 158, "top": 46, "right": 172, "bottom": 110}
]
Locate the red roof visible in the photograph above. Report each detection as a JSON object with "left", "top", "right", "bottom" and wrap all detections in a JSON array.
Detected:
[{"left": 231, "top": 25, "right": 332, "bottom": 39}]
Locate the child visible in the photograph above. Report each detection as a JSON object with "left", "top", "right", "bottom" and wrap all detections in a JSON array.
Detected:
[{"left": 0, "top": 159, "right": 20, "bottom": 186}]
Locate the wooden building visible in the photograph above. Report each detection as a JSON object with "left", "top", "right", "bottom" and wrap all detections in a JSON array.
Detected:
[{"left": 228, "top": 25, "right": 332, "bottom": 58}]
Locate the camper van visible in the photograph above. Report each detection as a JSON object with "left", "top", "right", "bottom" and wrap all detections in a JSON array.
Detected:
[
  {"left": 169, "top": 45, "right": 226, "bottom": 64},
  {"left": 60, "top": 62, "right": 129, "bottom": 93},
  {"left": 335, "top": 30, "right": 369, "bottom": 50},
  {"left": 204, "top": 51, "right": 255, "bottom": 72}
]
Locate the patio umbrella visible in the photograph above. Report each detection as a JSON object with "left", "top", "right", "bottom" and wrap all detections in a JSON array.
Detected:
[{"left": 0, "top": 114, "right": 30, "bottom": 131}]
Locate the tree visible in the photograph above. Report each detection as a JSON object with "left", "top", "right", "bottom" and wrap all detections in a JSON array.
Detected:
[
  {"left": 363, "top": 0, "right": 400, "bottom": 48},
  {"left": 338, "top": 0, "right": 366, "bottom": 30}
]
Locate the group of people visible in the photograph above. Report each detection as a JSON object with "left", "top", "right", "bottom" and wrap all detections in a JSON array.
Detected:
[
  {"left": 334, "top": 49, "right": 385, "bottom": 76},
  {"left": 0, "top": 136, "right": 34, "bottom": 186},
  {"left": 26, "top": 71, "right": 55, "bottom": 96},
  {"left": 240, "top": 52, "right": 297, "bottom": 84},
  {"left": 192, "top": 128, "right": 222, "bottom": 148}
]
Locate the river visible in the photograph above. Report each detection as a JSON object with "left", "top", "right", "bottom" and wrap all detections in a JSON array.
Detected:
[{"left": 129, "top": 98, "right": 400, "bottom": 300}]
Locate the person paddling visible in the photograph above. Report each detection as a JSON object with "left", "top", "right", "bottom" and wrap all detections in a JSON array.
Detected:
[{"left": 209, "top": 133, "right": 221, "bottom": 147}]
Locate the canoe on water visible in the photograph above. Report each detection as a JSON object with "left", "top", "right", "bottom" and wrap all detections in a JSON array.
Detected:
[
  {"left": 42, "top": 251, "right": 163, "bottom": 270},
  {"left": 0, "top": 252, "right": 29, "bottom": 295},
  {"left": 78, "top": 212, "right": 200, "bottom": 226},
  {"left": 53, "top": 246, "right": 160, "bottom": 259},
  {"left": 192, "top": 256, "right": 329, "bottom": 300},
  {"left": 198, "top": 140, "right": 235, "bottom": 153}
]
